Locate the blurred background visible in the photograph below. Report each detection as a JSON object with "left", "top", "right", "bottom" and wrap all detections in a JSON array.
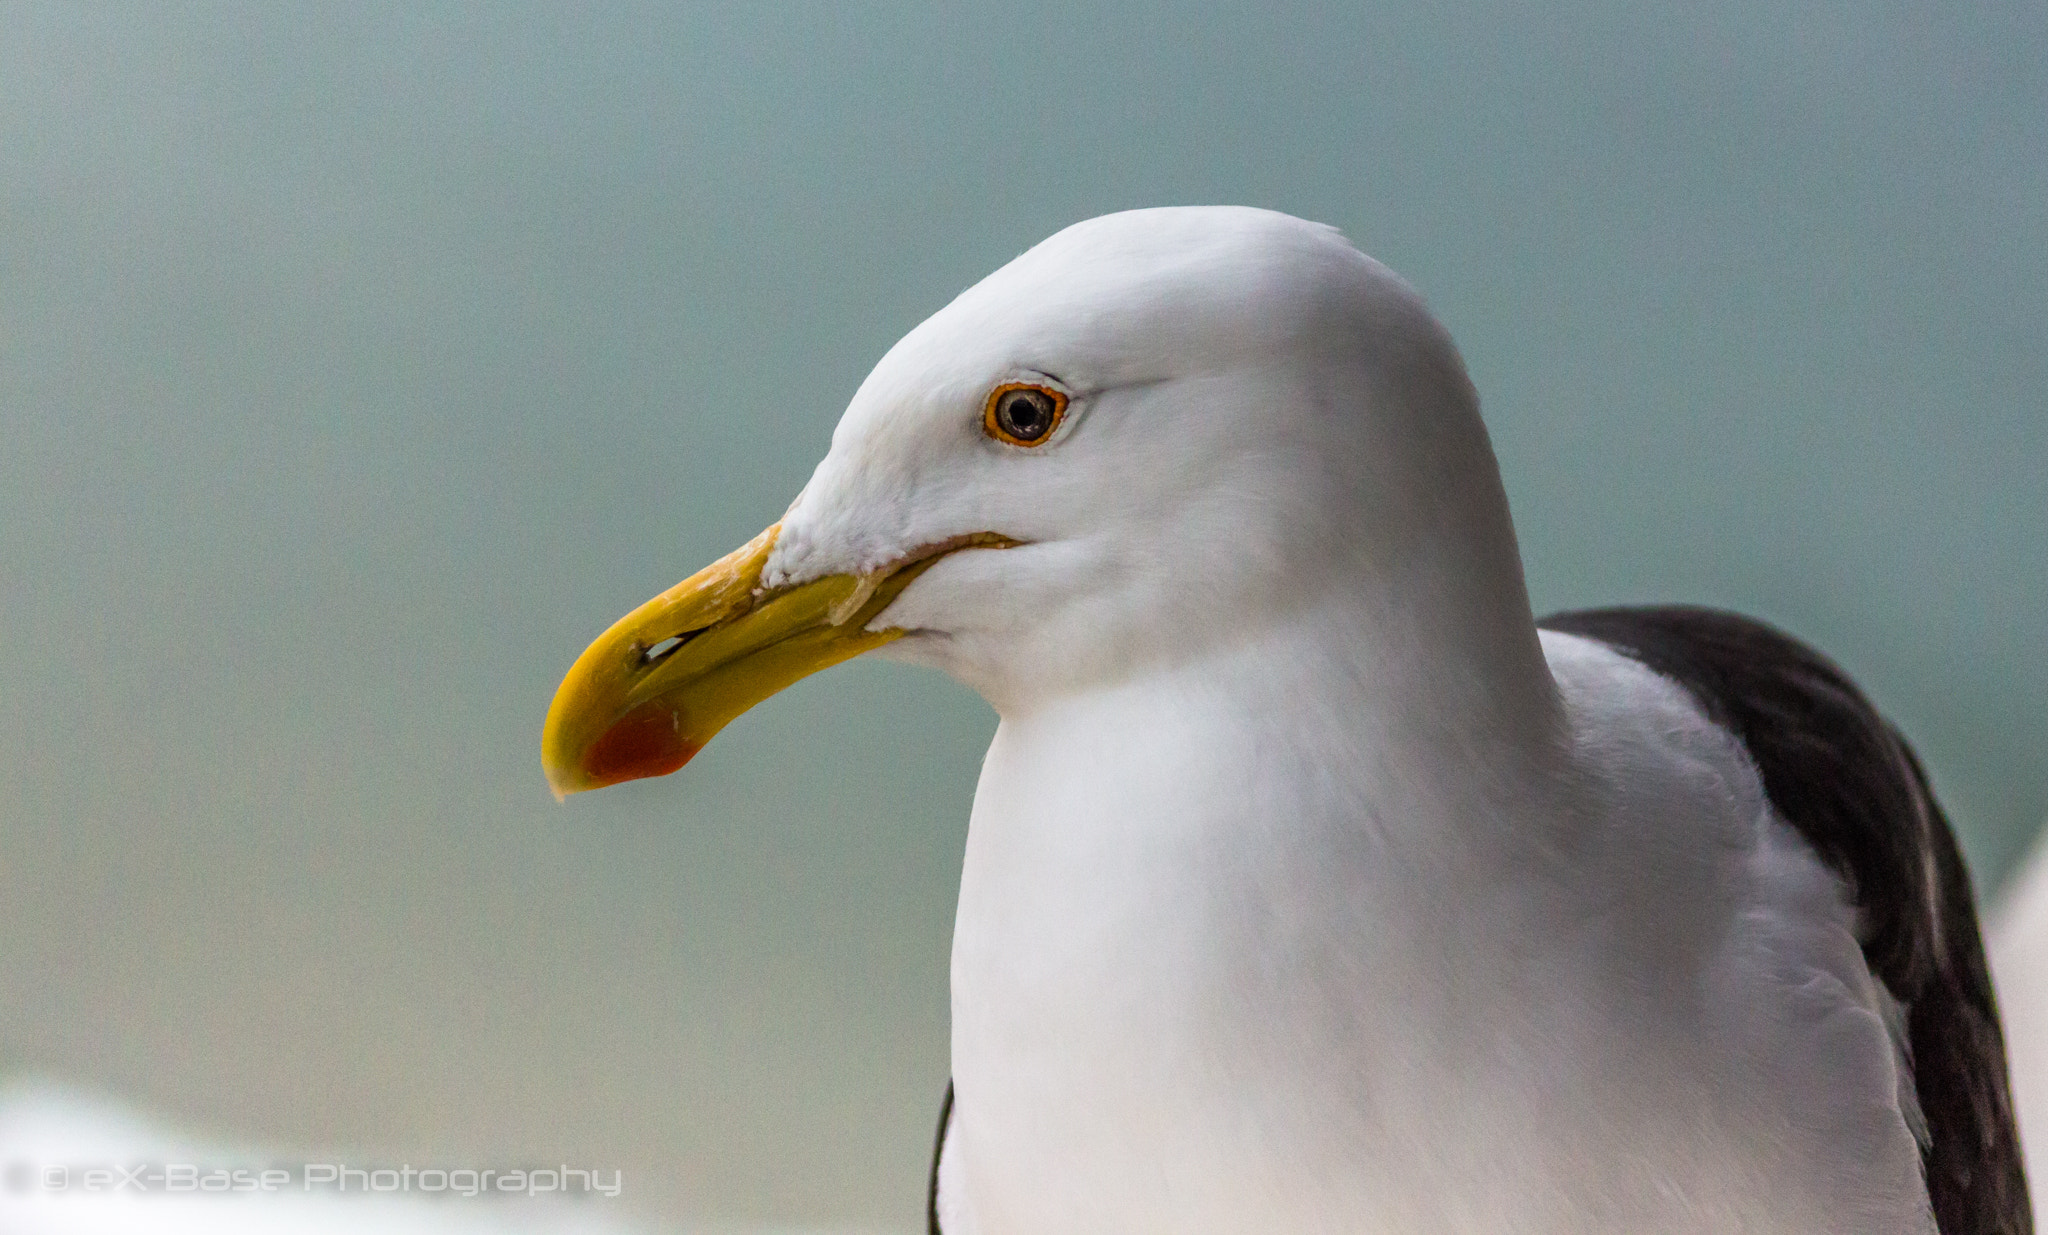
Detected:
[{"left": 2, "top": 2, "right": 2044, "bottom": 1231}]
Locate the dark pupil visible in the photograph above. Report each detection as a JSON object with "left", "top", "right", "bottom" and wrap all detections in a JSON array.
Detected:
[{"left": 1002, "top": 392, "right": 1052, "bottom": 439}]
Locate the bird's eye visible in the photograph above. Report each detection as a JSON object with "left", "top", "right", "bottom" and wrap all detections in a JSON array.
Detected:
[{"left": 984, "top": 383, "right": 1068, "bottom": 447}]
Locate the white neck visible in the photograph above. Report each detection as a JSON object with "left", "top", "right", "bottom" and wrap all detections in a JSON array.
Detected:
[{"left": 948, "top": 590, "right": 1577, "bottom": 1231}]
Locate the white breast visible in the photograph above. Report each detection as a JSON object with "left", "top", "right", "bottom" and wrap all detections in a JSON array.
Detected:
[{"left": 938, "top": 628, "right": 1934, "bottom": 1235}]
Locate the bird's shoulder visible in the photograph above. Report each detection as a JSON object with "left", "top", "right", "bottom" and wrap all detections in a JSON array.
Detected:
[{"left": 1537, "top": 604, "right": 2030, "bottom": 1235}]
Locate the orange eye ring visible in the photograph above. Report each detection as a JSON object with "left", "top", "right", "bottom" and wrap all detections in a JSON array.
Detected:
[{"left": 983, "top": 382, "right": 1069, "bottom": 447}]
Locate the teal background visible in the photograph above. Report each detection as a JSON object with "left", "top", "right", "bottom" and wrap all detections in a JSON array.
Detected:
[{"left": 2, "top": 3, "right": 2043, "bottom": 1229}]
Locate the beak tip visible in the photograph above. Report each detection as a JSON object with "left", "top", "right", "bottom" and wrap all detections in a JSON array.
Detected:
[{"left": 541, "top": 758, "right": 583, "bottom": 801}]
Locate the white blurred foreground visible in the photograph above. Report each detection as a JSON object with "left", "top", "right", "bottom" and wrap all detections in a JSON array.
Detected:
[
  {"left": 0, "top": 1081, "right": 647, "bottom": 1235},
  {"left": 1991, "top": 832, "right": 2048, "bottom": 1215},
  {"left": 4, "top": 838, "right": 2045, "bottom": 1235},
  {"left": 0, "top": 1081, "right": 874, "bottom": 1235}
]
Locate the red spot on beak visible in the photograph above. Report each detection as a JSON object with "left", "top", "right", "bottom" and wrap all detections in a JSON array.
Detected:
[{"left": 584, "top": 701, "right": 699, "bottom": 788}]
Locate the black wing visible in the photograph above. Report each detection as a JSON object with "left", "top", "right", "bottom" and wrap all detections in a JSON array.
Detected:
[
  {"left": 928, "top": 1080, "right": 954, "bottom": 1235},
  {"left": 1541, "top": 605, "right": 2030, "bottom": 1235}
]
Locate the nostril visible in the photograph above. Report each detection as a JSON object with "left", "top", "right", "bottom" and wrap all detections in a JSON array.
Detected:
[{"left": 639, "top": 629, "right": 705, "bottom": 666}]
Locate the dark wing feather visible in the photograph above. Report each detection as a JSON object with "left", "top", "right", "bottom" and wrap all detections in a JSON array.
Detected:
[
  {"left": 1541, "top": 605, "right": 2030, "bottom": 1235},
  {"left": 928, "top": 1080, "right": 954, "bottom": 1235}
]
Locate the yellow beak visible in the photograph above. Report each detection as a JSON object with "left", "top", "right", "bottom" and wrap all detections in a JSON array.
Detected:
[{"left": 542, "top": 522, "right": 1010, "bottom": 797}]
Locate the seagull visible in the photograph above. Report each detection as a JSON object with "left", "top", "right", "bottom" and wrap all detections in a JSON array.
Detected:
[{"left": 541, "top": 207, "right": 2029, "bottom": 1234}]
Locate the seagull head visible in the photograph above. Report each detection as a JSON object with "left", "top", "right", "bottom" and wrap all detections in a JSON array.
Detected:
[{"left": 543, "top": 206, "right": 1531, "bottom": 796}]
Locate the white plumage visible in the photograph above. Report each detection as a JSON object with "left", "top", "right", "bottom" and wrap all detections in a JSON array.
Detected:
[
  {"left": 552, "top": 205, "right": 2024, "bottom": 1232},
  {"left": 756, "top": 208, "right": 1944, "bottom": 1233}
]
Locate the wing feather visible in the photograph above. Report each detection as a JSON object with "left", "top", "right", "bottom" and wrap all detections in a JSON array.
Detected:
[{"left": 1542, "top": 605, "right": 2030, "bottom": 1235}]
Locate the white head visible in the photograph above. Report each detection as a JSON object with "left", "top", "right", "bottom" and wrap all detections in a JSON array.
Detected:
[
  {"left": 772, "top": 207, "right": 1536, "bottom": 707},
  {"left": 544, "top": 207, "right": 1544, "bottom": 791}
]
